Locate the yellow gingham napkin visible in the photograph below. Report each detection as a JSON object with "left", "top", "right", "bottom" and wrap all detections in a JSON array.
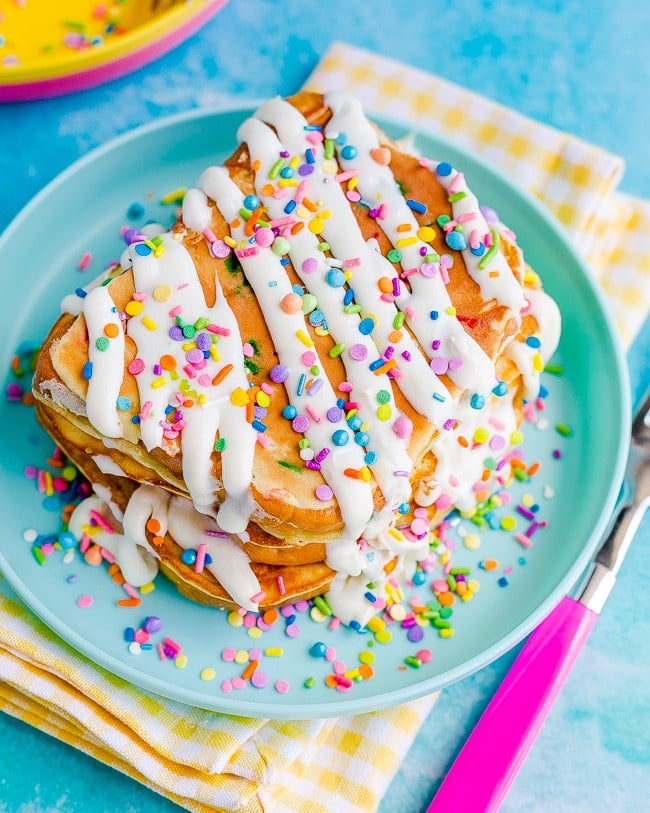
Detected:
[{"left": 1, "top": 41, "right": 648, "bottom": 813}]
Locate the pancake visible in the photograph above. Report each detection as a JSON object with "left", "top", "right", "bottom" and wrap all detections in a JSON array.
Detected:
[{"left": 32, "top": 91, "right": 561, "bottom": 623}]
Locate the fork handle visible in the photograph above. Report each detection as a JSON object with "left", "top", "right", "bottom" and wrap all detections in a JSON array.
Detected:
[{"left": 427, "top": 596, "right": 597, "bottom": 813}]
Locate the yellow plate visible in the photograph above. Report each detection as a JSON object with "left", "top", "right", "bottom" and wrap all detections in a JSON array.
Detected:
[{"left": 0, "top": 0, "right": 227, "bottom": 99}]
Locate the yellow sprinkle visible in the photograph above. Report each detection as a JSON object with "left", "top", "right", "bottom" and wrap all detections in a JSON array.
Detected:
[
  {"left": 234, "top": 649, "right": 249, "bottom": 664},
  {"left": 265, "top": 647, "right": 284, "bottom": 657},
  {"left": 152, "top": 284, "right": 171, "bottom": 302},
  {"left": 197, "top": 394, "right": 207, "bottom": 405},
  {"left": 446, "top": 306, "right": 457, "bottom": 316},
  {"left": 388, "top": 527, "right": 405, "bottom": 542},
  {"left": 467, "top": 579, "right": 481, "bottom": 592},
  {"left": 314, "top": 326, "right": 329, "bottom": 337},
  {"left": 295, "top": 329, "right": 314, "bottom": 347},
  {"left": 310, "top": 606, "right": 328, "bottom": 623},
  {"left": 227, "top": 611, "right": 243, "bottom": 627},
  {"left": 510, "top": 430, "right": 524, "bottom": 446},
  {"left": 308, "top": 218, "right": 324, "bottom": 235},
  {"left": 223, "top": 235, "right": 237, "bottom": 247},
  {"left": 389, "top": 604, "right": 407, "bottom": 621},
  {"left": 289, "top": 156, "right": 300, "bottom": 169},
  {"left": 319, "top": 209, "right": 332, "bottom": 219},
  {"left": 439, "top": 551, "right": 451, "bottom": 565},
  {"left": 374, "top": 629, "right": 393, "bottom": 644},
  {"left": 501, "top": 516, "right": 517, "bottom": 531},
  {"left": 473, "top": 428, "right": 490, "bottom": 444},
  {"left": 150, "top": 377, "right": 167, "bottom": 389},
  {"left": 169, "top": 369, "right": 179, "bottom": 380},
  {"left": 367, "top": 617, "right": 385, "bottom": 632},
  {"left": 153, "top": 245, "right": 165, "bottom": 258},
  {"left": 460, "top": 589, "right": 474, "bottom": 602},
  {"left": 463, "top": 533, "right": 481, "bottom": 550},
  {"left": 533, "top": 352, "right": 544, "bottom": 371},
  {"left": 141, "top": 316, "right": 157, "bottom": 331},
  {"left": 247, "top": 627, "right": 263, "bottom": 638},
  {"left": 200, "top": 668, "right": 216, "bottom": 681},
  {"left": 345, "top": 668, "right": 361, "bottom": 680},
  {"left": 359, "top": 466, "right": 372, "bottom": 482},
  {"left": 321, "top": 159, "right": 338, "bottom": 175},
  {"left": 278, "top": 178, "right": 298, "bottom": 187},
  {"left": 439, "top": 628, "right": 455, "bottom": 638},
  {"left": 181, "top": 342, "right": 197, "bottom": 351},
  {"left": 377, "top": 404, "right": 392, "bottom": 421},
  {"left": 256, "top": 391, "right": 271, "bottom": 408},
  {"left": 522, "top": 493, "right": 535, "bottom": 507},
  {"left": 348, "top": 176, "right": 358, "bottom": 191},
  {"left": 161, "top": 187, "right": 186, "bottom": 205},
  {"left": 230, "top": 387, "right": 249, "bottom": 406},
  {"left": 139, "top": 582, "right": 156, "bottom": 594},
  {"left": 125, "top": 300, "right": 143, "bottom": 316},
  {"left": 417, "top": 225, "right": 435, "bottom": 242},
  {"left": 174, "top": 654, "right": 188, "bottom": 669},
  {"left": 396, "top": 236, "right": 418, "bottom": 248},
  {"left": 359, "top": 650, "right": 375, "bottom": 665},
  {"left": 210, "top": 345, "right": 220, "bottom": 361},
  {"left": 296, "top": 205, "right": 311, "bottom": 219}
]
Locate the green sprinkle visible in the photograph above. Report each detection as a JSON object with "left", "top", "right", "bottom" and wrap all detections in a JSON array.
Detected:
[
  {"left": 329, "top": 343, "right": 346, "bottom": 358},
  {"left": 450, "top": 567, "right": 471, "bottom": 575},
  {"left": 396, "top": 180, "right": 408, "bottom": 196},
  {"left": 317, "top": 241, "right": 331, "bottom": 252},
  {"left": 376, "top": 389, "right": 391, "bottom": 404},
  {"left": 244, "top": 358, "right": 260, "bottom": 374},
  {"left": 405, "top": 655, "right": 422, "bottom": 668},
  {"left": 555, "top": 423, "right": 574, "bottom": 437},
  {"left": 95, "top": 337, "right": 110, "bottom": 352},
  {"left": 268, "top": 158, "right": 286, "bottom": 179},
  {"left": 386, "top": 248, "right": 402, "bottom": 263},
  {"left": 544, "top": 364, "right": 564, "bottom": 375},
  {"left": 324, "top": 139, "right": 335, "bottom": 160},
  {"left": 436, "top": 214, "right": 451, "bottom": 227},
  {"left": 448, "top": 191, "right": 467, "bottom": 203},
  {"left": 277, "top": 460, "right": 302, "bottom": 473},
  {"left": 343, "top": 304, "right": 362, "bottom": 314},
  {"left": 238, "top": 207, "right": 252, "bottom": 221},
  {"left": 446, "top": 575, "right": 457, "bottom": 590},
  {"left": 224, "top": 254, "right": 243, "bottom": 276},
  {"left": 478, "top": 229, "right": 500, "bottom": 270},
  {"left": 313, "top": 595, "right": 333, "bottom": 616},
  {"left": 194, "top": 317, "right": 209, "bottom": 330},
  {"left": 304, "top": 677, "right": 316, "bottom": 688},
  {"left": 439, "top": 607, "right": 453, "bottom": 619},
  {"left": 432, "top": 618, "right": 451, "bottom": 629},
  {"left": 182, "top": 325, "right": 196, "bottom": 339},
  {"left": 214, "top": 438, "right": 227, "bottom": 452},
  {"left": 298, "top": 438, "right": 311, "bottom": 449},
  {"left": 514, "top": 468, "right": 529, "bottom": 482},
  {"left": 393, "top": 312, "right": 405, "bottom": 330}
]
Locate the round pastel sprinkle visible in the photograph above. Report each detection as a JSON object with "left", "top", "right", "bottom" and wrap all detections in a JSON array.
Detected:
[
  {"left": 280, "top": 292, "right": 302, "bottom": 313},
  {"left": 254, "top": 227, "right": 274, "bottom": 247},
  {"left": 153, "top": 284, "right": 172, "bottom": 302},
  {"left": 95, "top": 337, "right": 110, "bottom": 352},
  {"left": 416, "top": 649, "right": 433, "bottom": 664},
  {"left": 510, "top": 430, "right": 524, "bottom": 445},
  {"left": 417, "top": 225, "right": 435, "bottom": 242},
  {"left": 273, "top": 237, "right": 291, "bottom": 256},
  {"left": 341, "top": 145, "right": 357, "bottom": 160},
  {"left": 437, "top": 162, "right": 452, "bottom": 176},
  {"left": 326, "top": 268, "right": 346, "bottom": 287},
  {"left": 285, "top": 623, "right": 300, "bottom": 638},
  {"left": 446, "top": 230, "right": 467, "bottom": 251},
  {"left": 302, "top": 257, "right": 318, "bottom": 274},
  {"left": 463, "top": 533, "right": 481, "bottom": 550},
  {"left": 212, "top": 239, "right": 231, "bottom": 258},
  {"left": 332, "top": 429, "right": 349, "bottom": 446},
  {"left": 349, "top": 343, "right": 368, "bottom": 360},
  {"left": 430, "top": 357, "right": 448, "bottom": 375},
  {"left": 470, "top": 393, "right": 486, "bottom": 410},
  {"left": 386, "top": 249, "right": 402, "bottom": 263},
  {"left": 270, "top": 364, "right": 289, "bottom": 383},
  {"left": 501, "top": 516, "right": 517, "bottom": 531},
  {"left": 310, "top": 641, "right": 327, "bottom": 657},
  {"left": 407, "top": 626, "right": 425, "bottom": 643},
  {"left": 128, "top": 642, "right": 142, "bottom": 656},
  {"left": 377, "top": 403, "right": 392, "bottom": 421},
  {"left": 392, "top": 416, "right": 413, "bottom": 439},
  {"left": 135, "top": 243, "right": 151, "bottom": 256},
  {"left": 282, "top": 405, "right": 297, "bottom": 421},
  {"left": 251, "top": 671, "right": 269, "bottom": 689},
  {"left": 302, "top": 293, "right": 318, "bottom": 314},
  {"left": 76, "top": 595, "right": 93, "bottom": 608},
  {"left": 358, "top": 317, "right": 375, "bottom": 335},
  {"left": 315, "top": 485, "right": 334, "bottom": 502},
  {"left": 275, "top": 679, "right": 290, "bottom": 694},
  {"left": 22, "top": 528, "right": 38, "bottom": 543},
  {"left": 116, "top": 396, "right": 131, "bottom": 411},
  {"left": 327, "top": 407, "right": 343, "bottom": 423},
  {"left": 125, "top": 300, "right": 144, "bottom": 316},
  {"left": 292, "top": 415, "right": 310, "bottom": 433},
  {"left": 201, "top": 668, "right": 216, "bottom": 681}
]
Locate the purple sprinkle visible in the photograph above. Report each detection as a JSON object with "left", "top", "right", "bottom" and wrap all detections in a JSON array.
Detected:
[
  {"left": 185, "top": 348, "right": 204, "bottom": 365},
  {"left": 448, "top": 357, "right": 464, "bottom": 370},
  {"left": 196, "top": 332, "right": 211, "bottom": 351},
  {"left": 480, "top": 204, "right": 499, "bottom": 223},
  {"left": 298, "top": 164, "right": 314, "bottom": 176},
  {"left": 407, "top": 626, "right": 425, "bottom": 643},
  {"left": 143, "top": 616, "right": 162, "bottom": 633},
  {"left": 315, "top": 447, "right": 330, "bottom": 463},
  {"left": 169, "top": 326, "right": 184, "bottom": 341},
  {"left": 305, "top": 460, "right": 321, "bottom": 470},
  {"left": 401, "top": 351, "right": 411, "bottom": 361},
  {"left": 430, "top": 357, "right": 448, "bottom": 375},
  {"left": 291, "top": 415, "right": 310, "bottom": 433},
  {"left": 443, "top": 419, "right": 456, "bottom": 431},
  {"left": 327, "top": 407, "right": 343, "bottom": 423},
  {"left": 270, "top": 364, "right": 289, "bottom": 383},
  {"left": 302, "top": 257, "right": 318, "bottom": 274},
  {"left": 251, "top": 671, "right": 269, "bottom": 689},
  {"left": 307, "top": 378, "right": 324, "bottom": 396},
  {"left": 432, "top": 340, "right": 441, "bottom": 351},
  {"left": 392, "top": 277, "right": 401, "bottom": 296},
  {"left": 420, "top": 262, "right": 438, "bottom": 278},
  {"left": 211, "top": 240, "right": 230, "bottom": 259},
  {"left": 349, "top": 343, "right": 368, "bottom": 361},
  {"left": 315, "top": 485, "right": 334, "bottom": 502}
]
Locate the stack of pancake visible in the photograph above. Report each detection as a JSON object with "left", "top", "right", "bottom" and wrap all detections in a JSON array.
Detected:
[{"left": 32, "top": 91, "right": 560, "bottom": 624}]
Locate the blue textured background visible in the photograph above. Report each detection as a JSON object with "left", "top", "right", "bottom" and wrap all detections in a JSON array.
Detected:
[{"left": 1, "top": 1, "right": 648, "bottom": 811}]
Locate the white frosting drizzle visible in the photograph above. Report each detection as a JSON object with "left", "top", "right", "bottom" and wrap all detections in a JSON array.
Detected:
[
  {"left": 325, "top": 91, "right": 497, "bottom": 396},
  {"left": 82, "top": 285, "right": 124, "bottom": 438},
  {"left": 245, "top": 102, "right": 454, "bottom": 424},
  {"left": 124, "top": 233, "right": 256, "bottom": 533},
  {"left": 197, "top": 166, "right": 374, "bottom": 554}
]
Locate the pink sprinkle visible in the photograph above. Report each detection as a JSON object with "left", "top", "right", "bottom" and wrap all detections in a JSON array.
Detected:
[
  {"left": 306, "top": 404, "right": 323, "bottom": 423},
  {"left": 195, "top": 543, "right": 208, "bottom": 574},
  {"left": 335, "top": 170, "right": 358, "bottom": 182},
  {"left": 301, "top": 350, "right": 316, "bottom": 366},
  {"left": 416, "top": 649, "right": 433, "bottom": 664},
  {"left": 435, "top": 494, "right": 453, "bottom": 511},
  {"left": 197, "top": 374, "right": 212, "bottom": 387},
  {"left": 315, "top": 484, "right": 334, "bottom": 502},
  {"left": 156, "top": 643, "right": 167, "bottom": 661},
  {"left": 168, "top": 305, "right": 183, "bottom": 317},
  {"left": 221, "top": 647, "right": 236, "bottom": 661},
  {"left": 285, "top": 623, "right": 300, "bottom": 638},
  {"left": 346, "top": 190, "right": 361, "bottom": 203},
  {"left": 503, "top": 566, "right": 514, "bottom": 575},
  {"left": 122, "top": 583, "right": 139, "bottom": 600},
  {"left": 100, "top": 547, "right": 116, "bottom": 564},
  {"left": 344, "top": 257, "right": 361, "bottom": 268},
  {"left": 295, "top": 180, "right": 308, "bottom": 204},
  {"left": 232, "top": 676, "right": 247, "bottom": 690},
  {"left": 335, "top": 675, "right": 353, "bottom": 689},
  {"left": 207, "top": 324, "right": 230, "bottom": 336},
  {"left": 457, "top": 211, "right": 477, "bottom": 223},
  {"left": 221, "top": 679, "right": 233, "bottom": 693},
  {"left": 333, "top": 660, "right": 347, "bottom": 675},
  {"left": 376, "top": 203, "right": 387, "bottom": 220},
  {"left": 277, "top": 575, "right": 286, "bottom": 595},
  {"left": 515, "top": 533, "right": 533, "bottom": 548},
  {"left": 140, "top": 400, "right": 153, "bottom": 421},
  {"left": 243, "top": 613, "right": 257, "bottom": 628},
  {"left": 211, "top": 240, "right": 231, "bottom": 259},
  {"left": 261, "top": 382, "right": 273, "bottom": 395},
  {"left": 325, "top": 646, "right": 337, "bottom": 662},
  {"left": 163, "top": 637, "right": 181, "bottom": 654},
  {"left": 79, "top": 534, "right": 91, "bottom": 554},
  {"left": 269, "top": 215, "right": 295, "bottom": 228},
  {"left": 448, "top": 171, "right": 464, "bottom": 194},
  {"left": 405, "top": 306, "right": 417, "bottom": 321},
  {"left": 242, "top": 342, "right": 254, "bottom": 357},
  {"left": 306, "top": 131, "right": 323, "bottom": 145},
  {"left": 275, "top": 679, "right": 290, "bottom": 694},
  {"left": 250, "top": 591, "right": 266, "bottom": 604},
  {"left": 89, "top": 509, "right": 114, "bottom": 533},
  {"left": 183, "top": 364, "right": 197, "bottom": 379},
  {"left": 338, "top": 381, "right": 353, "bottom": 392},
  {"left": 76, "top": 595, "right": 93, "bottom": 608},
  {"left": 78, "top": 252, "right": 92, "bottom": 271},
  {"left": 485, "top": 231, "right": 494, "bottom": 248},
  {"left": 203, "top": 228, "right": 217, "bottom": 242},
  {"left": 251, "top": 671, "right": 269, "bottom": 689},
  {"left": 410, "top": 517, "right": 429, "bottom": 536},
  {"left": 328, "top": 617, "right": 341, "bottom": 631},
  {"left": 256, "top": 433, "right": 270, "bottom": 448}
]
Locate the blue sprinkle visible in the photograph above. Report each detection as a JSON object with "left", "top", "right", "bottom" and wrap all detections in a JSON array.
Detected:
[
  {"left": 131, "top": 416, "right": 141, "bottom": 424},
  {"left": 75, "top": 287, "right": 87, "bottom": 298},
  {"left": 446, "top": 230, "right": 467, "bottom": 251},
  {"left": 539, "top": 384, "right": 549, "bottom": 399},
  {"left": 437, "top": 161, "right": 453, "bottom": 177},
  {"left": 470, "top": 242, "right": 486, "bottom": 256},
  {"left": 341, "top": 145, "right": 357, "bottom": 160},
  {"left": 303, "top": 125, "right": 322, "bottom": 131},
  {"left": 430, "top": 310, "right": 439, "bottom": 320},
  {"left": 398, "top": 502, "right": 410, "bottom": 514},
  {"left": 205, "top": 554, "right": 213, "bottom": 565},
  {"left": 358, "top": 317, "right": 375, "bottom": 335},
  {"left": 498, "top": 576, "right": 509, "bottom": 588},
  {"left": 326, "top": 268, "right": 346, "bottom": 287},
  {"left": 282, "top": 405, "right": 297, "bottom": 420},
  {"left": 135, "top": 243, "right": 151, "bottom": 256},
  {"left": 413, "top": 570, "right": 427, "bottom": 586},
  {"left": 82, "top": 361, "right": 93, "bottom": 380},
  {"left": 292, "top": 283, "right": 305, "bottom": 295},
  {"left": 349, "top": 620, "right": 364, "bottom": 632},
  {"left": 406, "top": 198, "right": 427, "bottom": 214},
  {"left": 310, "top": 641, "right": 327, "bottom": 657},
  {"left": 343, "top": 287, "right": 355, "bottom": 305},
  {"left": 116, "top": 396, "right": 131, "bottom": 411},
  {"left": 305, "top": 148, "right": 315, "bottom": 163},
  {"left": 332, "top": 429, "right": 349, "bottom": 446},
  {"left": 280, "top": 166, "right": 294, "bottom": 179},
  {"left": 336, "top": 398, "right": 346, "bottom": 409},
  {"left": 470, "top": 393, "right": 486, "bottom": 410},
  {"left": 336, "top": 132, "right": 347, "bottom": 145},
  {"left": 364, "top": 451, "right": 376, "bottom": 465},
  {"left": 251, "top": 420, "right": 267, "bottom": 432},
  {"left": 284, "top": 199, "right": 296, "bottom": 214},
  {"left": 124, "top": 628, "right": 135, "bottom": 642},
  {"left": 492, "top": 381, "right": 508, "bottom": 396},
  {"left": 140, "top": 644, "right": 154, "bottom": 651},
  {"left": 308, "top": 309, "right": 324, "bottom": 326},
  {"left": 280, "top": 258, "right": 290, "bottom": 265},
  {"left": 526, "top": 336, "right": 542, "bottom": 348},
  {"left": 432, "top": 392, "right": 446, "bottom": 402},
  {"left": 297, "top": 373, "right": 307, "bottom": 397},
  {"left": 58, "top": 531, "right": 77, "bottom": 550},
  {"left": 368, "top": 358, "right": 385, "bottom": 371},
  {"left": 347, "top": 415, "right": 362, "bottom": 431},
  {"left": 364, "top": 591, "right": 377, "bottom": 603},
  {"left": 354, "top": 431, "right": 369, "bottom": 446},
  {"left": 181, "top": 549, "right": 197, "bottom": 565},
  {"left": 127, "top": 202, "right": 145, "bottom": 219}
]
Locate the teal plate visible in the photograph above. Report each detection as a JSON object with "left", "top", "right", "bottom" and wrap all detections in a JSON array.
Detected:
[{"left": 0, "top": 107, "right": 630, "bottom": 718}]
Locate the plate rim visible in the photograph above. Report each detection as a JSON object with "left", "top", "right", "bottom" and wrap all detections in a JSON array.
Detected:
[{"left": 0, "top": 104, "right": 632, "bottom": 718}]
